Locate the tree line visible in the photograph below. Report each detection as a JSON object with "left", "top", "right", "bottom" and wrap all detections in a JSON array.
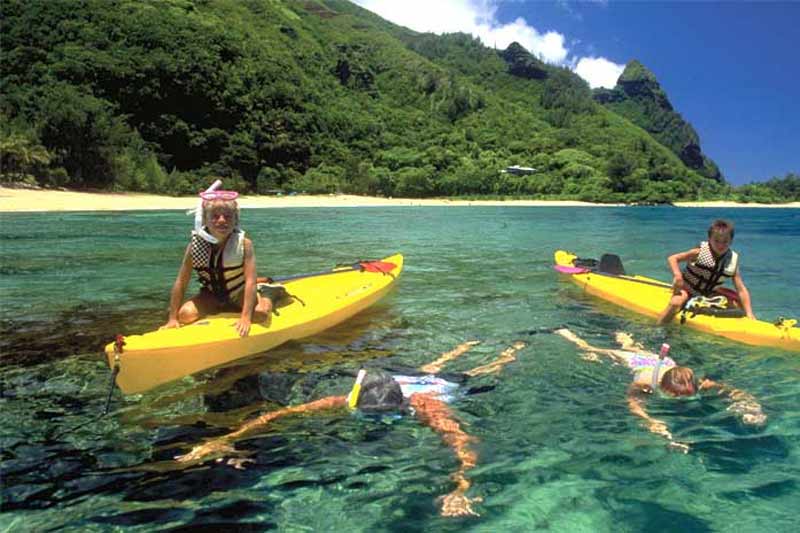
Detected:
[{"left": 1, "top": 0, "right": 795, "bottom": 203}]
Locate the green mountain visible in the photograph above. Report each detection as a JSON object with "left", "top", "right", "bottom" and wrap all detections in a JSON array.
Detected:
[
  {"left": 593, "top": 60, "right": 722, "bottom": 181},
  {"left": 1, "top": 0, "right": 727, "bottom": 202}
]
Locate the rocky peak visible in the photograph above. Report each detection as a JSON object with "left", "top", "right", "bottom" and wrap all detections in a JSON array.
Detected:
[
  {"left": 617, "top": 60, "right": 672, "bottom": 111},
  {"left": 500, "top": 42, "right": 548, "bottom": 80}
]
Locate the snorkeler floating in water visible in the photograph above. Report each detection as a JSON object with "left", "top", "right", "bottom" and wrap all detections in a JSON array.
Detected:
[
  {"left": 176, "top": 340, "right": 528, "bottom": 518},
  {"left": 555, "top": 328, "right": 766, "bottom": 453}
]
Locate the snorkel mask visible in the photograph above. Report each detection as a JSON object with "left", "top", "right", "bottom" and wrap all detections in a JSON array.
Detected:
[
  {"left": 347, "top": 369, "right": 367, "bottom": 410},
  {"left": 651, "top": 343, "right": 701, "bottom": 400},
  {"left": 191, "top": 179, "right": 222, "bottom": 244},
  {"left": 189, "top": 180, "right": 240, "bottom": 244},
  {"left": 650, "top": 343, "right": 670, "bottom": 393},
  {"left": 345, "top": 369, "right": 405, "bottom": 413}
]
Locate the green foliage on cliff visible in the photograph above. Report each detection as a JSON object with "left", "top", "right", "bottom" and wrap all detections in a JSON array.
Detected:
[
  {"left": 594, "top": 60, "right": 722, "bottom": 182},
  {"left": 0, "top": 0, "right": 788, "bottom": 202}
]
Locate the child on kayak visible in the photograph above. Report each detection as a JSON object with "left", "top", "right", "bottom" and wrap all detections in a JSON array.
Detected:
[
  {"left": 555, "top": 328, "right": 766, "bottom": 453},
  {"left": 161, "top": 187, "right": 271, "bottom": 337},
  {"left": 176, "top": 340, "right": 528, "bottom": 518},
  {"left": 657, "top": 219, "right": 755, "bottom": 324}
]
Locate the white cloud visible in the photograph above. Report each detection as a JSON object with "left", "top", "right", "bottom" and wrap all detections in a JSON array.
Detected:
[
  {"left": 353, "top": 0, "right": 624, "bottom": 86},
  {"left": 574, "top": 56, "right": 625, "bottom": 88},
  {"left": 354, "top": 0, "right": 568, "bottom": 63}
]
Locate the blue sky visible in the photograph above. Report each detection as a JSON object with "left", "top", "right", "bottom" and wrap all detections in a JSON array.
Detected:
[{"left": 354, "top": 1, "right": 799, "bottom": 185}]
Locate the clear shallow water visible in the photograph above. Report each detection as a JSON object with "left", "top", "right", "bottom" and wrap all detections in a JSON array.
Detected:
[{"left": 1, "top": 206, "right": 799, "bottom": 531}]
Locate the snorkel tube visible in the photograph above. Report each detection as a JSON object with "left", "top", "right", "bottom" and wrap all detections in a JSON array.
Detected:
[
  {"left": 650, "top": 343, "right": 670, "bottom": 392},
  {"left": 192, "top": 179, "right": 223, "bottom": 244},
  {"left": 347, "top": 369, "right": 367, "bottom": 410}
]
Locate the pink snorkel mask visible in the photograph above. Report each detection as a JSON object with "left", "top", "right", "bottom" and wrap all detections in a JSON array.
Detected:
[
  {"left": 200, "top": 190, "right": 239, "bottom": 201},
  {"left": 191, "top": 180, "right": 232, "bottom": 244}
]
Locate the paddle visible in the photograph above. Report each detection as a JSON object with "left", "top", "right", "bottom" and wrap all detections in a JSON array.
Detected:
[
  {"left": 258, "top": 259, "right": 397, "bottom": 284},
  {"left": 553, "top": 265, "right": 590, "bottom": 274}
]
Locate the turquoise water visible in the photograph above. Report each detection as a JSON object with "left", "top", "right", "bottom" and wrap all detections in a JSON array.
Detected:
[{"left": 1, "top": 206, "right": 799, "bottom": 531}]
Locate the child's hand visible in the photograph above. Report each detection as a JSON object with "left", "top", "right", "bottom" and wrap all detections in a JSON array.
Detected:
[
  {"left": 440, "top": 491, "right": 482, "bottom": 517},
  {"left": 667, "top": 440, "right": 690, "bottom": 454},
  {"left": 235, "top": 316, "right": 252, "bottom": 337},
  {"left": 672, "top": 274, "right": 686, "bottom": 291},
  {"left": 176, "top": 440, "right": 235, "bottom": 463},
  {"left": 160, "top": 319, "right": 181, "bottom": 330}
]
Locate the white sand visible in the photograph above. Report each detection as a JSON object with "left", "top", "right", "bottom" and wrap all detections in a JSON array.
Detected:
[{"left": 1, "top": 186, "right": 797, "bottom": 212}]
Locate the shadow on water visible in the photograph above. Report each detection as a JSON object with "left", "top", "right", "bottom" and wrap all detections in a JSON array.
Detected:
[
  {"left": 0, "top": 303, "right": 163, "bottom": 368},
  {"left": 609, "top": 499, "right": 713, "bottom": 532}
]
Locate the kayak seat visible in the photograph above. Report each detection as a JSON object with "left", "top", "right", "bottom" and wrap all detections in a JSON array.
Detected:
[
  {"left": 257, "top": 283, "right": 302, "bottom": 315},
  {"left": 574, "top": 257, "right": 599, "bottom": 269},
  {"left": 598, "top": 254, "right": 626, "bottom": 276}
]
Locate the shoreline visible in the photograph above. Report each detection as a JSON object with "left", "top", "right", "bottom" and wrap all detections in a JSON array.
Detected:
[{"left": 1, "top": 186, "right": 798, "bottom": 212}]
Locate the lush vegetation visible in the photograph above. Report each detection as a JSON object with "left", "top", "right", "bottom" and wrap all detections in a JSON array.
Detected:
[
  {"left": 0, "top": 0, "right": 794, "bottom": 202},
  {"left": 725, "top": 173, "right": 800, "bottom": 203},
  {"left": 593, "top": 60, "right": 721, "bottom": 182}
]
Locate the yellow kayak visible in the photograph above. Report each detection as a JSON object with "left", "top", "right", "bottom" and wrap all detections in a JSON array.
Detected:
[
  {"left": 554, "top": 250, "right": 799, "bottom": 352},
  {"left": 105, "top": 254, "right": 404, "bottom": 394}
]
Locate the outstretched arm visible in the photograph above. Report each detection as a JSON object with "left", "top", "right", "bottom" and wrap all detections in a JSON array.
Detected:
[
  {"left": 627, "top": 384, "right": 689, "bottom": 453},
  {"left": 419, "top": 340, "right": 481, "bottom": 374},
  {"left": 464, "top": 341, "right": 527, "bottom": 377},
  {"left": 176, "top": 396, "right": 347, "bottom": 464},
  {"left": 699, "top": 379, "right": 766, "bottom": 425},
  {"left": 732, "top": 271, "right": 756, "bottom": 320},
  {"left": 410, "top": 393, "right": 482, "bottom": 518},
  {"left": 555, "top": 328, "right": 637, "bottom": 365}
]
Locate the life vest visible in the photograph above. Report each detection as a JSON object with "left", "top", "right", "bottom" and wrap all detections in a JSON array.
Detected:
[
  {"left": 683, "top": 241, "right": 738, "bottom": 296},
  {"left": 190, "top": 228, "right": 246, "bottom": 303}
]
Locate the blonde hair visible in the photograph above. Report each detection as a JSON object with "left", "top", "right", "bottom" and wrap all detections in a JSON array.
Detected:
[
  {"left": 202, "top": 198, "right": 239, "bottom": 227},
  {"left": 660, "top": 367, "right": 697, "bottom": 396}
]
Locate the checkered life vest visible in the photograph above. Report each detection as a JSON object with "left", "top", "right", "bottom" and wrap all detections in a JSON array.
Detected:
[
  {"left": 683, "top": 241, "right": 738, "bottom": 296},
  {"left": 190, "top": 229, "right": 246, "bottom": 303}
]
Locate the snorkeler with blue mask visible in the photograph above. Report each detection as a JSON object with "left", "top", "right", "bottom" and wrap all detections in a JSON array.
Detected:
[
  {"left": 176, "top": 339, "right": 527, "bottom": 518},
  {"left": 555, "top": 328, "right": 766, "bottom": 453}
]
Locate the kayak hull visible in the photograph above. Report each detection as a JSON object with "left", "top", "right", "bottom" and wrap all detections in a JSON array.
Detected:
[
  {"left": 554, "top": 250, "right": 800, "bottom": 352},
  {"left": 105, "top": 254, "right": 403, "bottom": 394}
]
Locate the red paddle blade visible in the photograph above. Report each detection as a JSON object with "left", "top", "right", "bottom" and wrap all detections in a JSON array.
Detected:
[{"left": 360, "top": 261, "right": 396, "bottom": 274}]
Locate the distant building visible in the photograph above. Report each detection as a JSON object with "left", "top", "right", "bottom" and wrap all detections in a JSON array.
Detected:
[{"left": 501, "top": 165, "right": 537, "bottom": 176}]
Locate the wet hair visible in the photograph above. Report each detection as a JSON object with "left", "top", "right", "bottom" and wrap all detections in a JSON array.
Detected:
[
  {"left": 660, "top": 366, "right": 698, "bottom": 396},
  {"left": 202, "top": 198, "right": 239, "bottom": 227},
  {"left": 708, "top": 219, "right": 734, "bottom": 241},
  {"left": 355, "top": 370, "right": 404, "bottom": 412}
]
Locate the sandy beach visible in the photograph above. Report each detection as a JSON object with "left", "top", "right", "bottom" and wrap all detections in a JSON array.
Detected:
[{"left": 1, "top": 186, "right": 798, "bottom": 212}]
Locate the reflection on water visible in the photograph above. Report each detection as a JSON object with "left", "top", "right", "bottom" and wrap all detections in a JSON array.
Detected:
[{"left": 1, "top": 207, "right": 799, "bottom": 531}]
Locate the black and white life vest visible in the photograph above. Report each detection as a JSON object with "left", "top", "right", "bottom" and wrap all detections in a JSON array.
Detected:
[
  {"left": 683, "top": 241, "right": 738, "bottom": 296},
  {"left": 190, "top": 228, "right": 246, "bottom": 303}
]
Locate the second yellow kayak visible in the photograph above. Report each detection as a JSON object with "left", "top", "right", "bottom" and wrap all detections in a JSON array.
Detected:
[{"left": 554, "top": 250, "right": 799, "bottom": 352}]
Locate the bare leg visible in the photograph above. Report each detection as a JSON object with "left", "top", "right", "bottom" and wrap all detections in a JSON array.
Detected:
[
  {"left": 656, "top": 290, "right": 689, "bottom": 325},
  {"left": 464, "top": 341, "right": 527, "bottom": 377},
  {"left": 555, "top": 328, "right": 635, "bottom": 365},
  {"left": 420, "top": 340, "right": 481, "bottom": 374},
  {"left": 178, "top": 291, "right": 219, "bottom": 324},
  {"left": 252, "top": 293, "right": 273, "bottom": 323},
  {"left": 614, "top": 332, "right": 644, "bottom": 351}
]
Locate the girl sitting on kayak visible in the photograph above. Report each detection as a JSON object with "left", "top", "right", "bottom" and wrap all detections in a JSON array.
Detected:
[
  {"left": 555, "top": 328, "right": 766, "bottom": 453},
  {"left": 176, "top": 340, "right": 528, "bottom": 518},
  {"left": 161, "top": 187, "right": 272, "bottom": 337},
  {"left": 657, "top": 219, "right": 755, "bottom": 324}
]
